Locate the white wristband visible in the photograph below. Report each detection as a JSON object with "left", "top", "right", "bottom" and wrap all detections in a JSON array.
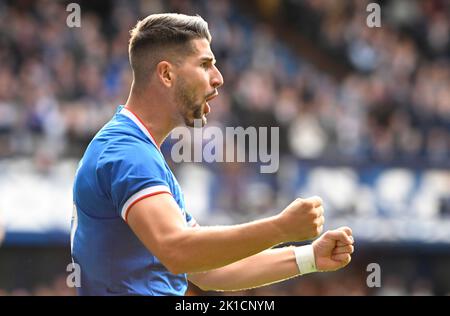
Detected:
[{"left": 293, "top": 245, "right": 317, "bottom": 275}]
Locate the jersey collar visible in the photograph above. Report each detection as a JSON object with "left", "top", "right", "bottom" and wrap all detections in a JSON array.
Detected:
[{"left": 119, "top": 106, "right": 160, "bottom": 150}]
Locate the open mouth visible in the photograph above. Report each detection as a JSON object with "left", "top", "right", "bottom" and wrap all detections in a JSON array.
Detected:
[{"left": 204, "top": 91, "right": 219, "bottom": 115}]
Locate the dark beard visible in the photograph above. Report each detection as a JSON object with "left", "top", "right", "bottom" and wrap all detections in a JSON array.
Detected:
[{"left": 175, "top": 78, "right": 205, "bottom": 127}]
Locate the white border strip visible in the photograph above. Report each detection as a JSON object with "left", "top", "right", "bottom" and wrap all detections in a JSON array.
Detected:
[
  {"left": 121, "top": 185, "right": 171, "bottom": 220},
  {"left": 70, "top": 204, "right": 78, "bottom": 255},
  {"left": 187, "top": 217, "right": 198, "bottom": 228},
  {"left": 119, "top": 108, "right": 159, "bottom": 149}
]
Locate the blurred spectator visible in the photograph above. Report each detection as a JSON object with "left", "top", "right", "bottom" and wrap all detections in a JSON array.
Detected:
[
  {"left": 0, "top": 214, "right": 4, "bottom": 246},
  {"left": 0, "top": 0, "right": 448, "bottom": 165}
]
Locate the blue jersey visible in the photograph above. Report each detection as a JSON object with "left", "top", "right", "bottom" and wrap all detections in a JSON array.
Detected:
[{"left": 71, "top": 105, "right": 197, "bottom": 296}]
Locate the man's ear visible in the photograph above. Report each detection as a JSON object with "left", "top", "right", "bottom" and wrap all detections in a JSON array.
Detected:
[{"left": 156, "top": 61, "right": 174, "bottom": 87}]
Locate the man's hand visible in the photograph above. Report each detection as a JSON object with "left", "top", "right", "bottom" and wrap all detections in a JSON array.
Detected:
[
  {"left": 312, "top": 227, "right": 354, "bottom": 272},
  {"left": 277, "top": 196, "right": 325, "bottom": 242}
]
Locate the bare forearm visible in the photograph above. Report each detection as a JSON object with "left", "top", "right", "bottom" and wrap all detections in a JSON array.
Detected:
[
  {"left": 164, "top": 216, "right": 286, "bottom": 274},
  {"left": 128, "top": 193, "right": 324, "bottom": 275},
  {"left": 188, "top": 246, "right": 300, "bottom": 292}
]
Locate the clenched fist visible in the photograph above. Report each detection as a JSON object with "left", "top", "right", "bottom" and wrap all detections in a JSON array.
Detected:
[
  {"left": 313, "top": 226, "right": 354, "bottom": 272},
  {"left": 277, "top": 196, "right": 325, "bottom": 242}
]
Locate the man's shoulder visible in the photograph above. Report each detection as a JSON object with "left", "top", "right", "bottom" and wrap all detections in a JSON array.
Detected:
[
  {"left": 83, "top": 111, "right": 166, "bottom": 175},
  {"left": 92, "top": 113, "right": 153, "bottom": 152},
  {"left": 97, "top": 113, "right": 142, "bottom": 140},
  {"left": 94, "top": 130, "right": 164, "bottom": 172},
  {"left": 97, "top": 137, "right": 162, "bottom": 167}
]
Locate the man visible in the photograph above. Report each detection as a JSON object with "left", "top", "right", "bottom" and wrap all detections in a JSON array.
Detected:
[{"left": 71, "top": 13, "right": 354, "bottom": 296}]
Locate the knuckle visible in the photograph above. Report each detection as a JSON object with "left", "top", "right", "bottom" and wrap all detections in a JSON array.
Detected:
[
  {"left": 302, "top": 200, "right": 313, "bottom": 209},
  {"left": 315, "top": 226, "right": 322, "bottom": 236},
  {"left": 306, "top": 211, "right": 316, "bottom": 221}
]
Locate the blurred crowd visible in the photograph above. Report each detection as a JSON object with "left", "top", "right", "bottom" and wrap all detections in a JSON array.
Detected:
[
  {"left": 288, "top": 0, "right": 450, "bottom": 164},
  {"left": 0, "top": 269, "right": 444, "bottom": 296},
  {"left": 0, "top": 0, "right": 448, "bottom": 166},
  {"left": 0, "top": 275, "right": 76, "bottom": 296}
]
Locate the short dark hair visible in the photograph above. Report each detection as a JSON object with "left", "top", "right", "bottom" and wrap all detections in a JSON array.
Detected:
[{"left": 129, "top": 13, "right": 211, "bottom": 85}]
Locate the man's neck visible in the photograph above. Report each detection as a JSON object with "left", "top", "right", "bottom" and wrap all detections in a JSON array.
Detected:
[{"left": 124, "top": 92, "right": 176, "bottom": 148}]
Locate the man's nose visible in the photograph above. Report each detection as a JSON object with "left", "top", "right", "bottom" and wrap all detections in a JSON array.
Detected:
[{"left": 211, "top": 65, "right": 224, "bottom": 89}]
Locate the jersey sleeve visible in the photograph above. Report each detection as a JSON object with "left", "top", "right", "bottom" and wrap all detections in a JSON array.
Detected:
[{"left": 97, "top": 142, "right": 172, "bottom": 221}]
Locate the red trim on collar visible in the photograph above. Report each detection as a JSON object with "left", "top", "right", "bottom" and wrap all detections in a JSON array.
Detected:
[{"left": 124, "top": 106, "right": 160, "bottom": 149}]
